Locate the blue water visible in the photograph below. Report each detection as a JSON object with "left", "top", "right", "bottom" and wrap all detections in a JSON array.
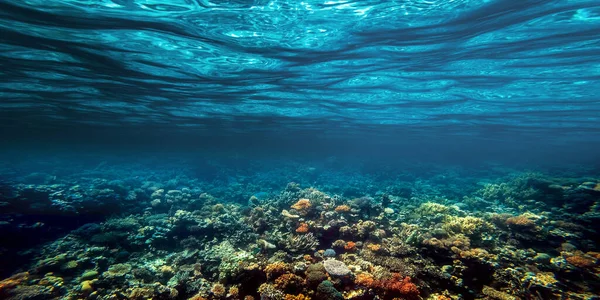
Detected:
[
  {"left": 1, "top": 1, "right": 600, "bottom": 299},
  {"left": 1, "top": 0, "right": 600, "bottom": 162}
]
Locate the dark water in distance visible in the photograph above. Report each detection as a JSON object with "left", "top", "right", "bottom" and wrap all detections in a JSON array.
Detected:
[{"left": 1, "top": 0, "right": 599, "bottom": 165}]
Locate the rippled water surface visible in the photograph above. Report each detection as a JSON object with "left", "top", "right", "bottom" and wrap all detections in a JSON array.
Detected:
[{"left": 1, "top": 0, "right": 600, "bottom": 150}]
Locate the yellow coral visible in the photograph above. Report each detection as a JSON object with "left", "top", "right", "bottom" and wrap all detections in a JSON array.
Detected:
[
  {"left": 506, "top": 213, "right": 538, "bottom": 229},
  {"left": 482, "top": 285, "right": 516, "bottom": 300},
  {"left": 334, "top": 205, "right": 351, "bottom": 212},
  {"left": 442, "top": 216, "right": 492, "bottom": 236},
  {"left": 228, "top": 286, "right": 240, "bottom": 298},
  {"left": 291, "top": 198, "right": 312, "bottom": 212},
  {"left": 188, "top": 293, "right": 208, "bottom": 300},
  {"left": 527, "top": 272, "right": 557, "bottom": 287},
  {"left": 264, "top": 262, "right": 290, "bottom": 279},
  {"left": 284, "top": 294, "right": 311, "bottom": 300},
  {"left": 366, "top": 243, "right": 382, "bottom": 252},
  {"left": 281, "top": 209, "right": 300, "bottom": 219},
  {"left": 211, "top": 283, "right": 226, "bottom": 297},
  {"left": 80, "top": 280, "right": 94, "bottom": 294},
  {"left": 416, "top": 202, "right": 451, "bottom": 215},
  {"left": 159, "top": 265, "right": 174, "bottom": 274}
]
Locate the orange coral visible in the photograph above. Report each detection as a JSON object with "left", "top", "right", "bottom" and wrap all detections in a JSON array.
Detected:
[
  {"left": 355, "top": 273, "right": 376, "bottom": 287},
  {"left": 355, "top": 273, "right": 419, "bottom": 298},
  {"left": 296, "top": 223, "right": 309, "bottom": 233},
  {"left": 344, "top": 241, "right": 356, "bottom": 251},
  {"left": 244, "top": 296, "right": 255, "bottom": 300},
  {"left": 291, "top": 199, "right": 312, "bottom": 211},
  {"left": 228, "top": 286, "right": 239, "bottom": 298},
  {"left": 506, "top": 215, "right": 536, "bottom": 228},
  {"left": 366, "top": 243, "right": 381, "bottom": 252},
  {"left": 381, "top": 274, "right": 419, "bottom": 297},
  {"left": 265, "top": 262, "right": 290, "bottom": 279},
  {"left": 0, "top": 272, "right": 29, "bottom": 293},
  {"left": 335, "top": 205, "right": 351, "bottom": 212},
  {"left": 275, "top": 273, "right": 305, "bottom": 290},
  {"left": 211, "top": 283, "right": 226, "bottom": 297},
  {"left": 284, "top": 294, "right": 311, "bottom": 300},
  {"left": 566, "top": 255, "right": 597, "bottom": 269},
  {"left": 587, "top": 252, "right": 600, "bottom": 259}
]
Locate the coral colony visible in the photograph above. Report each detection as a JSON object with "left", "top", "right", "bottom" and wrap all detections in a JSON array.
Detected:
[{"left": 1, "top": 168, "right": 599, "bottom": 300}]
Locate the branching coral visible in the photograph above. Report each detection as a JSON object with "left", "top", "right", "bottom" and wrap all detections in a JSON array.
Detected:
[
  {"left": 416, "top": 202, "right": 452, "bottom": 216},
  {"left": 442, "top": 216, "right": 493, "bottom": 237},
  {"left": 258, "top": 283, "right": 285, "bottom": 300},
  {"left": 210, "top": 283, "right": 226, "bottom": 297},
  {"left": 283, "top": 233, "right": 319, "bottom": 254},
  {"left": 505, "top": 214, "right": 537, "bottom": 230}
]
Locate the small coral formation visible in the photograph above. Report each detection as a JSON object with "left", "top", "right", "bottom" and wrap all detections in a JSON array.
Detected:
[
  {"left": 291, "top": 198, "right": 312, "bottom": 215},
  {"left": 565, "top": 254, "right": 597, "bottom": 269},
  {"left": 334, "top": 205, "right": 351, "bottom": 213},
  {"left": 323, "top": 259, "right": 351, "bottom": 277},
  {"left": 344, "top": 241, "right": 356, "bottom": 251},
  {"left": 355, "top": 272, "right": 419, "bottom": 298},
  {"left": 265, "top": 262, "right": 290, "bottom": 280},
  {"left": 506, "top": 213, "right": 537, "bottom": 230},
  {"left": 296, "top": 222, "right": 309, "bottom": 233}
]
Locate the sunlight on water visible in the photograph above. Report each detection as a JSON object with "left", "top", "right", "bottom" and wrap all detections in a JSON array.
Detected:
[{"left": 0, "top": 0, "right": 599, "bottom": 140}]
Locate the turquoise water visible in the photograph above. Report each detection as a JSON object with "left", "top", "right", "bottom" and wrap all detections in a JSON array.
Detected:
[
  {"left": 1, "top": 1, "right": 600, "bottom": 299},
  {"left": 1, "top": 0, "right": 600, "bottom": 151}
]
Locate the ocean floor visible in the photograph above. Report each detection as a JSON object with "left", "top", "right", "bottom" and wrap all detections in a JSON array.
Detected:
[{"left": 0, "top": 156, "right": 599, "bottom": 300}]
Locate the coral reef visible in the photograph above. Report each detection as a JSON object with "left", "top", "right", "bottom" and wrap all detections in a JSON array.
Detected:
[{"left": 0, "top": 161, "right": 599, "bottom": 300}]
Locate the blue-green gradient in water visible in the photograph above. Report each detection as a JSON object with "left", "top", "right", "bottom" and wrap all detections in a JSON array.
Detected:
[{"left": 1, "top": 0, "right": 599, "bottom": 158}]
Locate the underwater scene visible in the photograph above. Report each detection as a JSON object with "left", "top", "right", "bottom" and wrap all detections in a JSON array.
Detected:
[{"left": 1, "top": 0, "right": 600, "bottom": 299}]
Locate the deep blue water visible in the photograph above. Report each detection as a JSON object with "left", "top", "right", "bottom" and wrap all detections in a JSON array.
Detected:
[{"left": 1, "top": 0, "right": 599, "bottom": 164}]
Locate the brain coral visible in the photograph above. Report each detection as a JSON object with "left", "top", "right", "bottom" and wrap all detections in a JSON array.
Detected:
[{"left": 323, "top": 259, "right": 351, "bottom": 277}]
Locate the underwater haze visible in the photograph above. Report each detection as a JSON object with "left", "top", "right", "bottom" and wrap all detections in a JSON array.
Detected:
[{"left": 1, "top": 0, "right": 600, "bottom": 299}]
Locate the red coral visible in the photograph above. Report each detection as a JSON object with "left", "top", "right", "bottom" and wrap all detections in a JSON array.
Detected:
[
  {"left": 296, "top": 223, "right": 309, "bottom": 233},
  {"left": 275, "top": 273, "right": 305, "bottom": 291},
  {"left": 566, "top": 255, "right": 597, "bottom": 269},
  {"left": 382, "top": 274, "right": 419, "bottom": 297},
  {"left": 344, "top": 241, "right": 356, "bottom": 251},
  {"left": 355, "top": 272, "right": 419, "bottom": 298}
]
